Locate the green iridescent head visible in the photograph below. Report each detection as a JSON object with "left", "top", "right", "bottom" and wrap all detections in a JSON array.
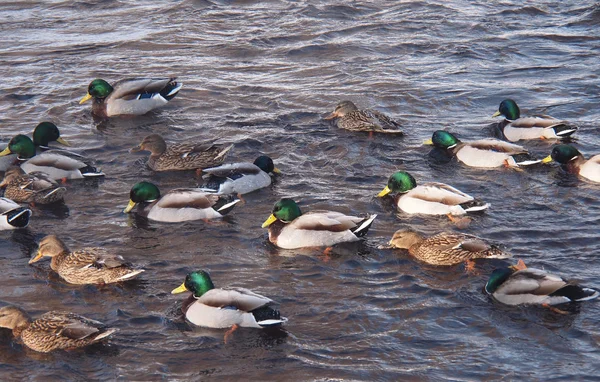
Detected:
[
  {"left": 254, "top": 155, "right": 275, "bottom": 173},
  {"left": 0, "top": 135, "right": 36, "bottom": 159},
  {"left": 171, "top": 270, "right": 215, "bottom": 298},
  {"left": 378, "top": 171, "right": 417, "bottom": 197},
  {"left": 550, "top": 144, "right": 581, "bottom": 164},
  {"left": 262, "top": 198, "right": 302, "bottom": 227},
  {"left": 484, "top": 267, "right": 514, "bottom": 294},
  {"left": 32, "top": 122, "right": 69, "bottom": 147},
  {"left": 431, "top": 130, "right": 460, "bottom": 149},
  {"left": 124, "top": 181, "right": 161, "bottom": 213},
  {"left": 88, "top": 79, "right": 114, "bottom": 99},
  {"left": 494, "top": 99, "right": 520, "bottom": 120}
]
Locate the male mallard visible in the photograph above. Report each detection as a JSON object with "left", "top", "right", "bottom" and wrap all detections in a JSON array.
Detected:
[
  {"left": 324, "top": 100, "right": 403, "bottom": 134},
  {"left": 32, "top": 122, "right": 70, "bottom": 149},
  {"left": 425, "top": 130, "right": 541, "bottom": 168},
  {"left": 377, "top": 171, "right": 489, "bottom": 216},
  {"left": 261, "top": 198, "right": 377, "bottom": 249},
  {"left": 201, "top": 155, "right": 281, "bottom": 195},
  {"left": 123, "top": 181, "right": 240, "bottom": 222},
  {"left": 0, "top": 167, "right": 66, "bottom": 204},
  {"left": 0, "top": 135, "right": 104, "bottom": 180},
  {"left": 79, "top": 78, "right": 182, "bottom": 117},
  {"left": 172, "top": 270, "right": 287, "bottom": 342},
  {"left": 485, "top": 260, "right": 599, "bottom": 306},
  {"left": 29, "top": 235, "right": 144, "bottom": 285},
  {"left": 131, "top": 134, "right": 233, "bottom": 172},
  {"left": 542, "top": 144, "right": 600, "bottom": 183},
  {"left": 388, "top": 229, "right": 510, "bottom": 266},
  {"left": 0, "top": 305, "right": 117, "bottom": 353},
  {"left": 0, "top": 197, "right": 31, "bottom": 230},
  {"left": 492, "top": 99, "right": 577, "bottom": 142}
]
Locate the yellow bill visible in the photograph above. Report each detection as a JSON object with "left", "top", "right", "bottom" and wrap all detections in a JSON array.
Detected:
[
  {"left": 171, "top": 283, "right": 188, "bottom": 294},
  {"left": 123, "top": 200, "right": 137, "bottom": 213},
  {"left": 79, "top": 93, "right": 93, "bottom": 104},
  {"left": 541, "top": 155, "right": 553, "bottom": 164},
  {"left": 0, "top": 147, "right": 11, "bottom": 157},
  {"left": 272, "top": 167, "right": 282, "bottom": 174},
  {"left": 262, "top": 214, "right": 277, "bottom": 228},
  {"left": 423, "top": 139, "right": 433, "bottom": 145},
  {"left": 491, "top": 111, "right": 501, "bottom": 118},
  {"left": 56, "top": 137, "right": 71, "bottom": 147},
  {"left": 29, "top": 251, "right": 44, "bottom": 264},
  {"left": 377, "top": 185, "right": 392, "bottom": 197}
]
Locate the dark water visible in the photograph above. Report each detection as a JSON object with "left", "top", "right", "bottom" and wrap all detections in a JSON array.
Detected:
[{"left": 1, "top": 0, "right": 600, "bottom": 380}]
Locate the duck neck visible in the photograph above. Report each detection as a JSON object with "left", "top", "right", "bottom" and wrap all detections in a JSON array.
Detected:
[
  {"left": 50, "top": 251, "right": 70, "bottom": 271},
  {"left": 12, "top": 318, "right": 31, "bottom": 339}
]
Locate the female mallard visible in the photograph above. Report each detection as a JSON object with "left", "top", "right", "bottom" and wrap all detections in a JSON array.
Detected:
[
  {"left": 376, "top": 171, "right": 489, "bottom": 216},
  {"left": 0, "top": 197, "right": 31, "bottom": 230},
  {"left": 201, "top": 155, "right": 281, "bottom": 195},
  {"left": 123, "top": 181, "right": 240, "bottom": 222},
  {"left": 29, "top": 235, "right": 145, "bottom": 285},
  {"left": 485, "top": 260, "right": 599, "bottom": 306},
  {"left": 542, "top": 144, "right": 600, "bottom": 183},
  {"left": 324, "top": 100, "right": 403, "bottom": 134},
  {"left": 492, "top": 99, "right": 577, "bottom": 142},
  {"left": 172, "top": 270, "right": 287, "bottom": 342},
  {"left": 0, "top": 167, "right": 66, "bottom": 204},
  {"left": 0, "top": 135, "right": 104, "bottom": 180},
  {"left": 32, "top": 122, "right": 70, "bottom": 149},
  {"left": 131, "top": 134, "right": 233, "bottom": 172},
  {"left": 0, "top": 305, "right": 117, "bottom": 353},
  {"left": 425, "top": 130, "right": 541, "bottom": 168},
  {"left": 79, "top": 78, "right": 182, "bottom": 117},
  {"left": 261, "top": 198, "right": 377, "bottom": 249},
  {"left": 388, "top": 229, "right": 510, "bottom": 266}
]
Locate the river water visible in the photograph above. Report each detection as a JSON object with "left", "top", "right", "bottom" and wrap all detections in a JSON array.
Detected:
[{"left": 1, "top": 0, "right": 600, "bottom": 380}]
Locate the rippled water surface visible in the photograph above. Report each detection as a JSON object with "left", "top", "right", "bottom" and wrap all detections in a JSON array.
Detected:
[{"left": 1, "top": 0, "right": 600, "bottom": 380}]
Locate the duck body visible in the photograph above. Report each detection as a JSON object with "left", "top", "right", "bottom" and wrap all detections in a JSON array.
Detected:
[
  {"left": 325, "top": 100, "right": 403, "bottom": 134},
  {"left": 0, "top": 197, "right": 31, "bottom": 230},
  {"left": 0, "top": 306, "right": 117, "bottom": 353},
  {"left": 543, "top": 144, "right": 600, "bottom": 183},
  {"left": 202, "top": 155, "right": 280, "bottom": 195},
  {"left": 80, "top": 78, "right": 182, "bottom": 117},
  {"left": 1, "top": 168, "right": 66, "bottom": 204}
]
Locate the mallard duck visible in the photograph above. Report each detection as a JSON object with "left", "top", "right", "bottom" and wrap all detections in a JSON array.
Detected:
[
  {"left": 28, "top": 235, "right": 144, "bottom": 285},
  {"left": 261, "top": 198, "right": 377, "bottom": 249},
  {"left": 32, "top": 122, "right": 70, "bottom": 149},
  {"left": 171, "top": 270, "right": 287, "bottom": 342},
  {"left": 130, "top": 134, "right": 233, "bottom": 172},
  {"left": 485, "top": 260, "right": 599, "bottom": 306},
  {"left": 388, "top": 229, "right": 510, "bottom": 266},
  {"left": 542, "top": 144, "right": 600, "bottom": 183},
  {"left": 0, "top": 305, "right": 117, "bottom": 353},
  {"left": 0, "top": 135, "right": 104, "bottom": 180},
  {"left": 79, "top": 78, "right": 182, "bottom": 117},
  {"left": 492, "top": 99, "right": 577, "bottom": 142},
  {"left": 123, "top": 181, "right": 240, "bottom": 222},
  {"left": 377, "top": 171, "right": 489, "bottom": 216},
  {"left": 0, "top": 167, "right": 66, "bottom": 204},
  {"left": 201, "top": 155, "right": 281, "bottom": 195},
  {"left": 0, "top": 197, "right": 31, "bottom": 230},
  {"left": 424, "top": 130, "right": 541, "bottom": 168},
  {"left": 324, "top": 100, "right": 403, "bottom": 134}
]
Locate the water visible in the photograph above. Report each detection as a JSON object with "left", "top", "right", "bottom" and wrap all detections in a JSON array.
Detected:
[{"left": 1, "top": 0, "right": 600, "bottom": 380}]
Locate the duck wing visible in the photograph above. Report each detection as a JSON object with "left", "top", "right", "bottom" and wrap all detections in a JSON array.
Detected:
[
  {"left": 203, "top": 162, "right": 261, "bottom": 179},
  {"left": 290, "top": 211, "right": 361, "bottom": 232},
  {"left": 108, "top": 78, "right": 174, "bottom": 101},
  {"left": 498, "top": 268, "right": 567, "bottom": 296},
  {"left": 65, "top": 248, "right": 128, "bottom": 269},
  {"left": 157, "top": 189, "right": 219, "bottom": 209},
  {"left": 415, "top": 182, "right": 473, "bottom": 205},
  {"left": 467, "top": 139, "right": 528, "bottom": 154},
  {"left": 197, "top": 288, "right": 274, "bottom": 312},
  {"left": 37, "top": 311, "right": 107, "bottom": 340}
]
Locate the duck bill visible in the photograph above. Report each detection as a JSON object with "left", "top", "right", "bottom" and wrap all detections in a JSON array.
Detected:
[
  {"left": 491, "top": 111, "right": 501, "bottom": 118},
  {"left": 323, "top": 111, "right": 338, "bottom": 120},
  {"left": 29, "top": 251, "right": 44, "bottom": 264},
  {"left": 541, "top": 155, "right": 553, "bottom": 164},
  {"left": 171, "top": 283, "right": 188, "bottom": 294},
  {"left": 123, "top": 200, "right": 137, "bottom": 213},
  {"left": 0, "top": 147, "right": 12, "bottom": 157},
  {"left": 272, "top": 167, "right": 282, "bottom": 174},
  {"left": 129, "top": 145, "right": 142, "bottom": 153},
  {"left": 262, "top": 214, "right": 277, "bottom": 228},
  {"left": 423, "top": 139, "right": 433, "bottom": 146},
  {"left": 56, "top": 137, "right": 71, "bottom": 147},
  {"left": 377, "top": 186, "right": 392, "bottom": 197},
  {"left": 79, "top": 93, "right": 93, "bottom": 104}
]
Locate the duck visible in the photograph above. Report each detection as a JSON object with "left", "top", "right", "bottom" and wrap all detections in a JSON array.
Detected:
[
  {"left": 377, "top": 171, "right": 489, "bottom": 216},
  {"left": 201, "top": 155, "right": 281, "bottom": 195},
  {"left": 424, "top": 130, "right": 541, "bottom": 168},
  {"left": 0, "top": 135, "right": 104, "bottom": 180},
  {"left": 485, "top": 260, "right": 599, "bottom": 306},
  {"left": 0, "top": 167, "right": 66, "bottom": 204},
  {"left": 0, "top": 305, "right": 117, "bottom": 353},
  {"left": 492, "top": 99, "right": 577, "bottom": 142},
  {"left": 130, "top": 134, "right": 233, "bottom": 172},
  {"left": 542, "top": 144, "right": 600, "bottom": 183},
  {"left": 261, "top": 198, "right": 377, "bottom": 249},
  {"left": 324, "top": 100, "right": 403, "bottom": 134},
  {"left": 388, "top": 229, "right": 510, "bottom": 266},
  {"left": 0, "top": 197, "right": 31, "bottom": 230},
  {"left": 79, "top": 77, "right": 182, "bottom": 117},
  {"left": 28, "top": 235, "right": 145, "bottom": 285},
  {"left": 32, "top": 122, "right": 71, "bottom": 150},
  {"left": 172, "top": 270, "right": 287, "bottom": 342},
  {"left": 123, "top": 181, "right": 240, "bottom": 222}
]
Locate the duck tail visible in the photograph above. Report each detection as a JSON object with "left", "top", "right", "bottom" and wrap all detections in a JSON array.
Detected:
[
  {"left": 41, "top": 187, "right": 66, "bottom": 201},
  {"left": 116, "top": 269, "right": 145, "bottom": 281},
  {"left": 93, "top": 328, "right": 118, "bottom": 342},
  {"left": 512, "top": 153, "right": 541, "bottom": 166},
  {"left": 212, "top": 195, "right": 240, "bottom": 215},
  {"left": 251, "top": 306, "right": 287, "bottom": 327},
  {"left": 80, "top": 164, "right": 105, "bottom": 178},
  {"left": 552, "top": 123, "right": 578, "bottom": 138},
  {"left": 551, "top": 285, "right": 600, "bottom": 302},
  {"left": 486, "top": 245, "right": 512, "bottom": 259},
  {"left": 459, "top": 200, "right": 490, "bottom": 213},
  {"left": 5, "top": 207, "right": 31, "bottom": 228},
  {"left": 351, "top": 214, "right": 377, "bottom": 238},
  {"left": 160, "top": 78, "right": 182, "bottom": 101},
  {"left": 214, "top": 144, "right": 234, "bottom": 162}
]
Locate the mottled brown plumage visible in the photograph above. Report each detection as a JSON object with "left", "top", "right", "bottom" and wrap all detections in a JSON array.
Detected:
[
  {"left": 131, "top": 134, "right": 233, "bottom": 171},
  {"left": 29, "top": 235, "right": 144, "bottom": 285},
  {"left": 324, "top": 100, "right": 403, "bottom": 134},
  {"left": 0, "top": 305, "right": 116, "bottom": 353},
  {"left": 0, "top": 167, "right": 66, "bottom": 204},
  {"left": 389, "top": 230, "right": 510, "bottom": 266}
]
